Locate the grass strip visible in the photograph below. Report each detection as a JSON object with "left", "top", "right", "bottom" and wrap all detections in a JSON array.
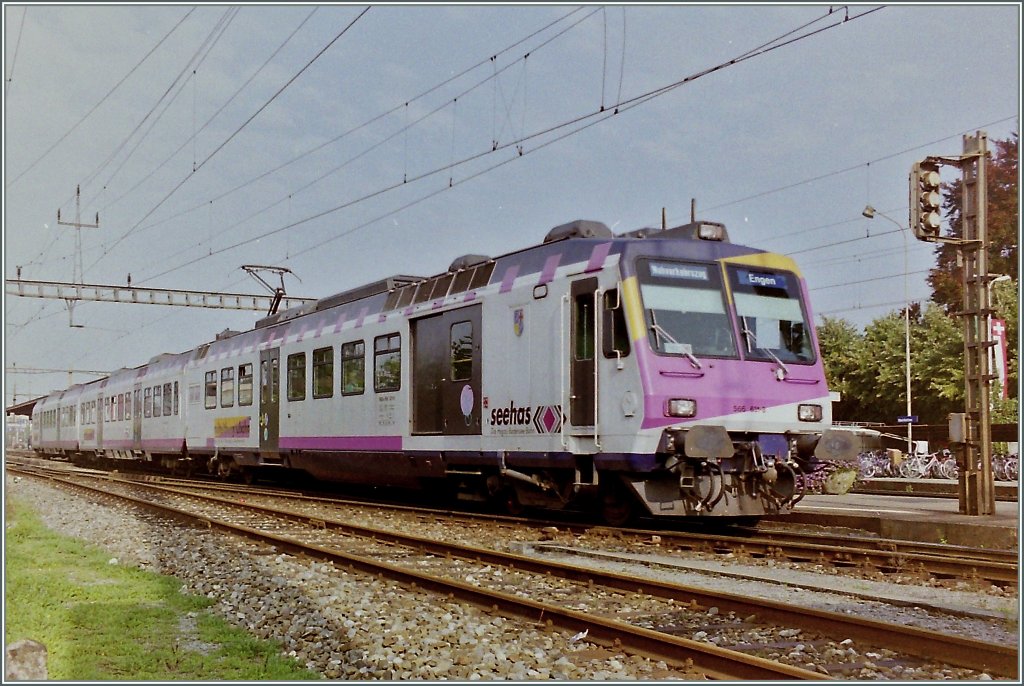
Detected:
[{"left": 4, "top": 494, "right": 320, "bottom": 680}]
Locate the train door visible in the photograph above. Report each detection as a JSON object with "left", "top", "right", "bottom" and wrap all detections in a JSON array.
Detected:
[
  {"left": 412, "top": 305, "right": 482, "bottom": 435},
  {"left": 569, "top": 277, "right": 598, "bottom": 427},
  {"left": 259, "top": 348, "right": 280, "bottom": 452},
  {"left": 132, "top": 386, "right": 142, "bottom": 445}
]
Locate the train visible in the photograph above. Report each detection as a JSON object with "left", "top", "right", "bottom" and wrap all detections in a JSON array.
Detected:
[{"left": 29, "top": 217, "right": 856, "bottom": 524}]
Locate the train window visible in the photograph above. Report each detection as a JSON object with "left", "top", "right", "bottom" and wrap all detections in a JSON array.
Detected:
[
  {"left": 637, "top": 259, "right": 737, "bottom": 359},
  {"left": 287, "top": 353, "right": 306, "bottom": 401},
  {"left": 221, "top": 368, "right": 235, "bottom": 408},
  {"left": 313, "top": 347, "right": 333, "bottom": 399},
  {"left": 144, "top": 388, "right": 152, "bottom": 418},
  {"left": 153, "top": 386, "right": 162, "bottom": 417},
  {"left": 117, "top": 394, "right": 124, "bottom": 422},
  {"left": 374, "top": 333, "right": 401, "bottom": 392},
  {"left": 573, "top": 292, "right": 595, "bottom": 361},
  {"left": 450, "top": 321, "right": 473, "bottom": 381},
  {"left": 270, "top": 358, "right": 279, "bottom": 403},
  {"left": 124, "top": 394, "right": 131, "bottom": 421},
  {"left": 174, "top": 382, "right": 179, "bottom": 415},
  {"left": 260, "top": 360, "right": 268, "bottom": 403},
  {"left": 163, "top": 383, "right": 173, "bottom": 416},
  {"left": 341, "top": 341, "right": 365, "bottom": 395},
  {"left": 728, "top": 267, "right": 814, "bottom": 364},
  {"left": 205, "top": 371, "right": 217, "bottom": 409},
  {"left": 602, "top": 289, "right": 631, "bottom": 359},
  {"left": 238, "top": 364, "right": 253, "bottom": 406}
]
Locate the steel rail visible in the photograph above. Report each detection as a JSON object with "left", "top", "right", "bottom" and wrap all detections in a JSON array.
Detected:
[
  {"left": 8, "top": 454, "right": 1016, "bottom": 584},
  {"left": 42, "top": 469, "right": 1020, "bottom": 679},
  {"left": 15, "top": 469, "right": 825, "bottom": 681}
]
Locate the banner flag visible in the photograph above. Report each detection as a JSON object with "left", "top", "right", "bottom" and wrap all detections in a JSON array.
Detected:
[{"left": 991, "top": 318, "right": 1009, "bottom": 399}]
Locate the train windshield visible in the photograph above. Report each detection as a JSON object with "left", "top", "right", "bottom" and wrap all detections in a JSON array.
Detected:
[
  {"left": 636, "top": 259, "right": 737, "bottom": 358},
  {"left": 728, "top": 267, "right": 814, "bottom": 364}
]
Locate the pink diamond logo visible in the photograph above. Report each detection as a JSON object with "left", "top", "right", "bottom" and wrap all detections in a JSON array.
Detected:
[{"left": 534, "top": 405, "right": 562, "bottom": 434}]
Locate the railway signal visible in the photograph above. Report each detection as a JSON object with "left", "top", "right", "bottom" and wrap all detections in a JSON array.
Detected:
[
  {"left": 907, "top": 132, "right": 994, "bottom": 516},
  {"left": 909, "top": 160, "right": 943, "bottom": 240}
]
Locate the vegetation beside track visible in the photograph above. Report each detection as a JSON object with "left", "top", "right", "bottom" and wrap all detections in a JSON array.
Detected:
[{"left": 4, "top": 494, "right": 319, "bottom": 681}]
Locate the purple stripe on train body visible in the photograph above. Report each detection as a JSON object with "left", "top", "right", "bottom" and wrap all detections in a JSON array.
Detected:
[
  {"left": 279, "top": 435, "right": 404, "bottom": 451},
  {"left": 463, "top": 291, "right": 477, "bottom": 302},
  {"left": 329, "top": 310, "right": 343, "bottom": 333},
  {"left": 539, "top": 254, "right": 561, "bottom": 285},
  {"left": 584, "top": 242, "right": 612, "bottom": 273},
  {"left": 355, "top": 306, "right": 369, "bottom": 328},
  {"left": 499, "top": 265, "right": 520, "bottom": 293},
  {"left": 635, "top": 351, "right": 828, "bottom": 431}
]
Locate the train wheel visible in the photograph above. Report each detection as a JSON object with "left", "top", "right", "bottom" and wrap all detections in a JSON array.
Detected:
[
  {"left": 502, "top": 488, "right": 525, "bottom": 516},
  {"left": 600, "top": 484, "right": 634, "bottom": 527},
  {"left": 215, "top": 459, "right": 233, "bottom": 481}
]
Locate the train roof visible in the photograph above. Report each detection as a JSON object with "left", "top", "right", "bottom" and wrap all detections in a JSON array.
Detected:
[{"left": 260, "top": 219, "right": 741, "bottom": 328}]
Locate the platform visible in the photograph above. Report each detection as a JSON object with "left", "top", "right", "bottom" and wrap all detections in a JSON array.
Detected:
[
  {"left": 853, "top": 477, "right": 1017, "bottom": 501},
  {"left": 773, "top": 491, "right": 1019, "bottom": 550}
]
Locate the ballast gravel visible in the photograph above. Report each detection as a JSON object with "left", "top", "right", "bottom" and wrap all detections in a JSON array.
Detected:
[
  {"left": 6, "top": 475, "right": 1017, "bottom": 681},
  {"left": 6, "top": 477, "right": 699, "bottom": 680}
]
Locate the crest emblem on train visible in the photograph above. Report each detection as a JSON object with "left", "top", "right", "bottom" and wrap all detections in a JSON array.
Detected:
[
  {"left": 533, "top": 405, "right": 562, "bottom": 434},
  {"left": 513, "top": 308, "right": 525, "bottom": 337}
]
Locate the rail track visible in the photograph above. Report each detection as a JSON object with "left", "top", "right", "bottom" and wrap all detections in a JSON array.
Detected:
[
  {"left": 8, "top": 453, "right": 1017, "bottom": 588},
  {"left": 8, "top": 463, "right": 1018, "bottom": 680}
]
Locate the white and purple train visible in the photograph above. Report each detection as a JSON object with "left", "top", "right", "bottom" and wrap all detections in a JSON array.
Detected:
[{"left": 31, "top": 219, "right": 856, "bottom": 524}]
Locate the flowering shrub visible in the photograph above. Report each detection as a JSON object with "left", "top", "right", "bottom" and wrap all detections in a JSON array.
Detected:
[{"left": 797, "top": 460, "right": 859, "bottom": 495}]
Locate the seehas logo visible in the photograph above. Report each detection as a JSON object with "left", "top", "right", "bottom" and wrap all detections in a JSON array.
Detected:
[
  {"left": 488, "top": 401, "right": 563, "bottom": 434},
  {"left": 490, "top": 400, "right": 532, "bottom": 426}
]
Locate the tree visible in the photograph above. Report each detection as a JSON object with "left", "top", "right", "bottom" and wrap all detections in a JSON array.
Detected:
[
  {"left": 928, "top": 133, "right": 1018, "bottom": 309},
  {"left": 817, "top": 305, "right": 966, "bottom": 425},
  {"left": 816, "top": 317, "right": 867, "bottom": 421}
]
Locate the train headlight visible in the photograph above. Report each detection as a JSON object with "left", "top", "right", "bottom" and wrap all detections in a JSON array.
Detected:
[
  {"left": 798, "top": 404, "right": 822, "bottom": 422},
  {"left": 666, "top": 398, "right": 697, "bottom": 418},
  {"left": 697, "top": 222, "right": 725, "bottom": 241}
]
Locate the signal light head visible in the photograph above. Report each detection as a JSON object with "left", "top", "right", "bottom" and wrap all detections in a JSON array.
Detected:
[
  {"left": 919, "top": 170, "right": 941, "bottom": 190},
  {"left": 910, "top": 160, "right": 943, "bottom": 241}
]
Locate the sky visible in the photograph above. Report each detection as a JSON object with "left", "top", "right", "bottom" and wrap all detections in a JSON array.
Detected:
[{"left": 3, "top": 3, "right": 1021, "bottom": 407}]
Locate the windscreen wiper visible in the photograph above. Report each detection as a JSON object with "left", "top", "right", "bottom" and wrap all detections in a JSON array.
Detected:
[
  {"left": 742, "top": 325, "right": 789, "bottom": 380},
  {"left": 649, "top": 310, "right": 701, "bottom": 370}
]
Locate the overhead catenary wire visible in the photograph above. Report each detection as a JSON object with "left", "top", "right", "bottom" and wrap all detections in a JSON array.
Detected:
[
  {"left": 6, "top": 4, "right": 991, "bottom": 370},
  {"left": 78, "top": 7, "right": 240, "bottom": 209},
  {"left": 8, "top": 6, "right": 593, "bottom": 335},
  {"left": 4, "top": 5, "right": 28, "bottom": 101},
  {"left": 136, "top": 4, "right": 881, "bottom": 285},
  {"left": 108, "top": 7, "right": 602, "bottom": 281},
  {"left": 90, "top": 6, "right": 597, "bottom": 262},
  {"left": 95, "top": 6, "right": 320, "bottom": 215},
  {"left": 91, "top": 6, "right": 370, "bottom": 270},
  {"left": 5, "top": 7, "right": 197, "bottom": 189}
]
